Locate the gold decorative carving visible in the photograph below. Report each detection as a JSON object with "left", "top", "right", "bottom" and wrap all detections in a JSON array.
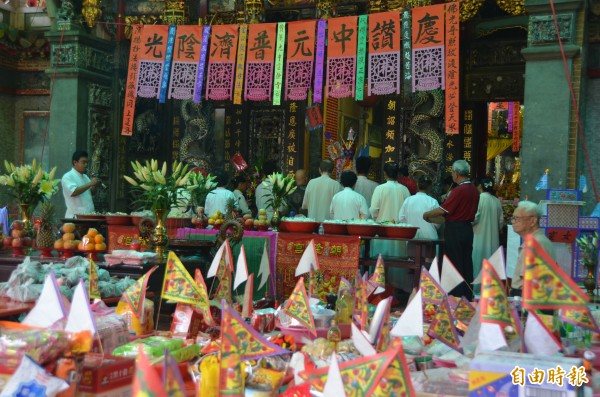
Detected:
[
  {"left": 164, "top": 1, "right": 188, "bottom": 25},
  {"left": 317, "top": 0, "right": 337, "bottom": 19},
  {"left": 245, "top": 0, "right": 264, "bottom": 23},
  {"left": 497, "top": 0, "right": 526, "bottom": 16},
  {"left": 82, "top": 0, "right": 102, "bottom": 28}
]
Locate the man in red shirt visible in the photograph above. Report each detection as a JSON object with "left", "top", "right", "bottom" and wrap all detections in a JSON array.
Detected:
[
  {"left": 398, "top": 165, "right": 417, "bottom": 195},
  {"left": 423, "top": 160, "right": 479, "bottom": 300}
]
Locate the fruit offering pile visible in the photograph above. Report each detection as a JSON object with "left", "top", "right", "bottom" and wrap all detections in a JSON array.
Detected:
[
  {"left": 253, "top": 209, "right": 270, "bottom": 229},
  {"left": 208, "top": 210, "right": 224, "bottom": 227},
  {"left": 54, "top": 223, "right": 81, "bottom": 251},
  {"left": 80, "top": 228, "right": 107, "bottom": 252},
  {"left": 3, "top": 221, "right": 33, "bottom": 250}
]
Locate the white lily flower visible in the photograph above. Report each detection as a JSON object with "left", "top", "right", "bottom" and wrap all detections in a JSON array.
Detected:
[
  {"left": 153, "top": 171, "right": 166, "bottom": 185},
  {"left": 31, "top": 168, "right": 43, "bottom": 186},
  {"left": 140, "top": 184, "right": 152, "bottom": 191},
  {"left": 161, "top": 161, "right": 167, "bottom": 177},
  {"left": 124, "top": 175, "right": 138, "bottom": 186},
  {"left": 48, "top": 167, "right": 57, "bottom": 180},
  {"left": 4, "top": 160, "right": 10, "bottom": 173},
  {"left": 31, "top": 158, "right": 37, "bottom": 171},
  {"left": 5, "top": 177, "right": 15, "bottom": 187}
]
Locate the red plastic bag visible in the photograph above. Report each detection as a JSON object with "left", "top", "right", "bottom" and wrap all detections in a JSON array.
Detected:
[{"left": 231, "top": 152, "right": 248, "bottom": 172}]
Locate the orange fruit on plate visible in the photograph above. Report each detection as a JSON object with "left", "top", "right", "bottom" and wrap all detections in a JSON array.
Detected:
[
  {"left": 87, "top": 228, "right": 98, "bottom": 238},
  {"left": 54, "top": 240, "right": 64, "bottom": 250},
  {"left": 84, "top": 243, "right": 95, "bottom": 251},
  {"left": 62, "top": 233, "right": 75, "bottom": 241},
  {"left": 95, "top": 242, "right": 107, "bottom": 251},
  {"left": 94, "top": 234, "right": 104, "bottom": 243}
]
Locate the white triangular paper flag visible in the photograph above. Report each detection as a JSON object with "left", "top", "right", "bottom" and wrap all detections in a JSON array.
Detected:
[
  {"left": 290, "top": 352, "right": 306, "bottom": 385},
  {"left": 65, "top": 280, "right": 97, "bottom": 335},
  {"left": 207, "top": 241, "right": 226, "bottom": 278},
  {"left": 391, "top": 289, "right": 423, "bottom": 337},
  {"left": 472, "top": 247, "right": 506, "bottom": 284},
  {"left": 429, "top": 256, "right": 441, "bottom": 284},
  {"left": 295, "top": 239, "right": 319, "bottom": 276},
  {"left": 524, "top": 312, "right": 561, "bottom": 356},
  {"left": 233, "top": 245, "right": 249, "bottom": 290},
  {"left": 22, "top": 271, "right": 68, "bottom": 328},
  {"left": 323, "top": 354, "right": 346, "bottom": 397},
  {"left": 477, "top": 322, "right": 508, "bottom": 353},
  {"left": 441, "top": 255, "right": 465, "bottom": 293},
  {"left": 368, "top": 297, "right": 391, "bottom": 343},
  {"left": 257, "top": 240, "right": 270, "bottom": 291},
  {"left": 351, "top": 323, "right": 376, "bottom": 356}
]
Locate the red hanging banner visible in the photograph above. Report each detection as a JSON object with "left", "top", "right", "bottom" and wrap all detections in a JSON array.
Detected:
[
  {"left": 367, "top": 11, "right": 401, "bottom": 96},
  {"left": 245, "top": 23, "right": 277, "bottom": 101},
  {"left": 512, "top": 102, "right": 521, "bottom": 152},
  {"left": 411, "top": 4, "right": 445, "bottom": 92},
  {"left": 206, "top": 24, "right": 239, "bottom": 100},
  {"left": 168, "top": 25, "right": 203, "bottom": 100},
  {"left": 445, "top": 2, "right": 460, "bottom": 135},
  {"left": 137, "top": 25, "right": 170, "bottom": 98},
  {"left": 285, "top": 20, "right": 316, "bottom": 100},
  {"left": 326, "top": 16, "right": 358, "bottom": 98},
  {"left": 121, "top": 24, "right": 142, "bottom": 136}
]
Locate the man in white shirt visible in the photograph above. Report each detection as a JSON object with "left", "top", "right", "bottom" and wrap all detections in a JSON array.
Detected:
[
  {"left": 233, "top": 174, "right": 252, "bottom": 216},
  {"left": 302, "top": 160, "right": 342, "bottom": 222},
  {"left": 330, "top": 171, "right": 370, "bottom": 221},
  {"left": 61, "top": 151, "right": 99, "bottom": 218},
  {"left": 399, "top": 176, "right": 440, "bottom": 240},
  {"left": 353, "top": 156, "right": 379, "bottom": 206},
  {"left": 205, "top": 169, "right": 238, "bottom": 217}
]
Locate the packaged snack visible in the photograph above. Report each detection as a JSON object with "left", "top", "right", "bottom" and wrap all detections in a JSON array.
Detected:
[{"left": 0, "top": 356, "right": 68, "bottom": 397}]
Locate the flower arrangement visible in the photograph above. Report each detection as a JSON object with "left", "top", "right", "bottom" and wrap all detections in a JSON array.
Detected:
[
  {"left": 576, "top": 231, "right": 599, "bottom": 267},
  {"left": 263, "top": 172, "right": 296, "bottom": 211},
  {"left": 188, "top": 171, "right": 218, "bottom": 207},
  {"left": 0, "top": 159, "right": 60, "bottom": 206},
  {"left": 123, "top": 159, "right": 197, "bottom": 212}
]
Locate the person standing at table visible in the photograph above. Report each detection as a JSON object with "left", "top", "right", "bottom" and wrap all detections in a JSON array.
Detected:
[
  {"left": 509, "top": 200, "right": 556, "bottom": 297},
  {"left": 370, "top": 162, "right": 411, "bottom": 293},
  {"left": 423, "top": 160, "right": 479, "bottom": 300},
  {"left": 61, "top": 150, "right": 99, "bottom": 218},
  {"left": 330, "top": 171, "right": 370, "bottom": 221},
  {"left": 302, "top": 159, "right": 341, "bottom": 222},
  {"left": 286, "top": 169, "right": 308, "bottom": 216},
  {"left": 471, "top": 177, "right": 504, "bottom": 293},
  {"left": 399, "top": 175, "right": 439, "bottom": 240},
  {"left": 233, "top": 174, "right": 252, "bottom": 217},
  {"left": 353, "top": 156, "right": 379, "bottom": 207},
  {"left": 205, "top": 169, "right": 238, "bottom": 217}
]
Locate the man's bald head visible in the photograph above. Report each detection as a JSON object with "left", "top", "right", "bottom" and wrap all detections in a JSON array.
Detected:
[{"left": 295, "top": 169, "right": 307, "bottom": 186}]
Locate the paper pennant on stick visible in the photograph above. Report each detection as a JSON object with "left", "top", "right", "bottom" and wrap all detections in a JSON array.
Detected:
[
  {"left": 299, "top": 347, "right": 396, "bottom": 396},
  {"left": 427, "top": 299, "right": 463, "bottom": 353},
  {"left": 322, "top": 354, "right": 346, "bottom": 397},
  {"left": 22, "top": 271, "right": 67, "bottom": 328},
  {"left": 353, "top": 273, "right": 369, "bottom": 329},
  {"left": 133, "top": 345, "right": 167, "bottom": 397},
  {"left": 233, "top": 244, "right": 249, "bottom": 290},
  {"left": 66, "top": 280, "right": 97, "bottom": 335},
  {"left": 352, "top": 322, "right": 377, "bottom": 357},
  {"left": 524, "top": 312, "right": 561, "bottom": 356},
  {"left": 89, "top": 258, "right": 101, "bottom": 300},
  {"left": 560, "top": 306, "right": 600, "bottom": 333},
  {"left": 163, "top": 251, "right": 213, "bottom": 307},
  {"left": 257, "top": 240, "right": 270, "bottom": 291},
  {"left": 283, "top": 277, "right": 316, "bottom": 336},
  {"left": 420, "top": 266, "right": 446, "bottom": 304},
  {"left": 338, "top": 276, "right": 353, "bottom": 297},
  {"left": 429, "top": 256, "right": 440, "bottom": 284},
  {"left": 214, "top": 259, "right": 232, "bottom": 304},
  {"left": 163, "top": 350, "right": 185, "bottom": 397},
  {"left": 523, "top": 235, "right": 588, "bottom": 310},
  {"left": 208, "top": 240, "right": 226, "bottom": 278},
  {"left": 460, "top": 301, "right": 482, "bottom": 349},
  {"left": 122, "top": 265, "right": 158, "bottom": 320},
  {"left": 477, "top": 322, "right": 508, "bottom": 353},
  {"left": 371, "top": 338, "right": 416, "bottom": 397},
  {"left": 480, "top": 259, "right": 513, "bottom": 327},
  {"left": 219, "top": 303, "right": 245, "bottom": 397},
  {"left": 295, "top": 239, "right": 320, "bottom": 276},
  {"left": 193, "top": 269, "right": 215, "bottom": 325},
  {"left": 535, "top": 169, "right": 549, "bottom": 190},
  {"left": 374, "top": 297, "right": 392, "bottom": 352},
  {"left": 242, "top": 273, "right": 254, "bottom": 319},
  {"left": 440, "top": 255, "right": 465, "bottom": 293},
  {"left": 473, "top": 247, "right": 506, "bottom": 284},
  {"left": 368, "top": 254, "right": 386, "bottom": 295},
  {"left": 221, "top": 300, "right": 290, "bottom": 360},
  {"left": 391, "top": 289, "right": 423, "bottom": 338},
  {"left": 453, "top": 297, "right": 476, "bottom": 322}
]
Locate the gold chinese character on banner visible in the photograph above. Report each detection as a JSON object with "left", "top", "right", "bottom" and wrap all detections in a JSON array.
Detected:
[
  {"left": 384, "top": 144, "right": 395, "bottom": 153},
  {"left": 288, "top": 156, "right": 295, "bottom": 166},
  {"left": 225, "top": 116, "right": 232, "bottom": 124},
  {"left": 330, "top": 245, "right": 342, "bottom": 256},
  {"left": 294, "top": 243, "right": 305, "bottom": 254},
  {"left": 315, "top": 243, "right": 324, "bottom": 255},
  {"left": 446, "top": 140, "right": 454, "bottom": 149},
  {"left": 385, "top": 130, "right": 395, "bottom": 140},
  {"left": 464, "top": 136, "right": 472, "bottom": 149},
  {"left": 386, "top": 157, "right": 394, "bottom": 163},
  {"left": 464, "top": 124, "right": 472, "bottom": 135},
  {"left": 288, "top": 143, "right": 297, "bottom": 153},
  {"left": 225, "top": 129, "right": 231, "bottom": 138},
  {"left": 446, "top": 165, "right": 453, "bottom": 173},
  {"left": 464, "top": 110, "right": 473, "bottom": 121},
  {"left": 234, "top": 128, "right": 241, "bottom": 136},
  {"left": 445, "top": 153, "right": 454, "bottom": 162},
  {"left": 387, "top": 116, "right": 396, "bottom": 125},
  {"left": 387, "top": 100, "right": 396, "bottom": 111},
  {"left": 464, "top": 151, "right": 472, "bottom": 161},
  {"left": 235, "top": 109, "right": 243, "bottom": 115},
  {"left": 288, "top": 129, "right": 296, "bottom": 139},
  {"left": 289, "top": 116, "right": 297, "bottom": 127},
  {"left": 289, "top": 102, "right": 298, "bottom": 112}
]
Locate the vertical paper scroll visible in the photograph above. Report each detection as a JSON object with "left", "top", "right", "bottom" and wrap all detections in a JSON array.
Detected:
[
  {"left": 273, "top": 22, "right": 286, "bottom": 106},
  {"left": 445, "top": 2, "right": 460, "bottom": 134},
  {"left": 169, "top": 25, "right": 203, "bottom": 100},
  {"left": 193, "top": 25, "right": 211, "bottom": 103},
  {"left": 285, "top": 20, "right": 316, "bottom": 101},
  {"left": 313, "top": 19, "right": 326, "bottom": 104},
  {"left": 326, "top": 16, "right": 358, "bottom": 99},
  {"left": 233, "top": 24, "right": 248, "bottom": 105},
  {"left": 159, "top": 25, "right": 177, "bottom": 103},
  {"left": 245, "top": 23, "right": 277, "bottom": 101},
  {"left": 412, "top": 4, "right": 445, "bottom": 92},
  {"left": 206, "top": 24, "right": 239, "bottom": 101},
  {"left": 121, "top": 24, "right": 143, "bottom": 136},
  {"left": 355, "top": 15, "right": 368, "bottom": 101},
  {"left": 137, "top": 25, "right": 170, "bottom": 99},
  {"left": 367, "top": 11, "right": 401, "bottom": 96}
]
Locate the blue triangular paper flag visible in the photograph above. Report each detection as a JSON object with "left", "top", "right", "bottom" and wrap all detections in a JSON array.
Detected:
[
  {"left": 580, "top": 175, "right": 588, "bottom": 193},
  {"left": 535, "top": 170, "right": 548, "bottom": 191}
]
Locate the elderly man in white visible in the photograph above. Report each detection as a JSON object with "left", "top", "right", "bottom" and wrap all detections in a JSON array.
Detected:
[
  {"left": 302, "top": 159, "right": 342, "bottom": 222},
  {"left": 330, "top": 171, "right": 370, "bottom": 221}
]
